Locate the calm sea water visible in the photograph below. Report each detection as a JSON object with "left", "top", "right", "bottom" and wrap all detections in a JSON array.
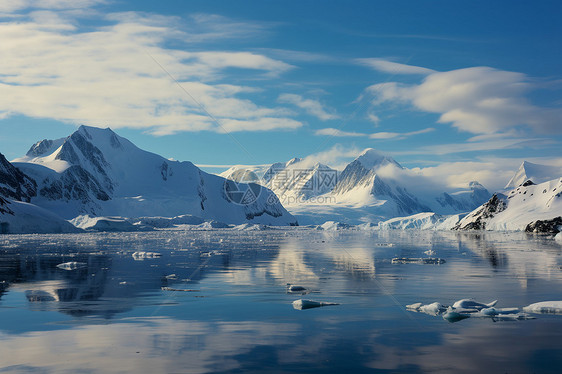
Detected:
[{"left": 0, "top": 229, "right": 561, "bottom": 373}]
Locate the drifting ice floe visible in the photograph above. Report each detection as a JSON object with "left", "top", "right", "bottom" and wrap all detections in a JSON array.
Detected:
[
  {"left": 161, "top": 287, "right": 199, "bottom": 292},
  {"left": 452, "top": 299, "right": 497, "bottom": 310},
  {"left": 442, "top": 307, "right": 471, "bottom": 323},
  {"left": 391, "top": 258, "right": 446, "bottom": 265},
  {"left": 407, "top": 302, "right": 446, "bottom": 316},
  {"left": 523, "top": 301, "right": 562, "bottom": 315},
  {"left": 56, "top": 262, "right": 87, "bottom": 270},
  {"left": 286, "top": 284, "right": 309, "bottom": 294},
  {"left": 407, "top": 299, "right": 538, "bottom": 323},
  {"left": 132, "top": 251, "right": 161, "bottom": 260},
  {"left": 292, "top": 299, "right": 340, "bottom": 310}
]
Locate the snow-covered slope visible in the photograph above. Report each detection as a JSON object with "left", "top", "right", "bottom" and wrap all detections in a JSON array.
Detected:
[
  {"left": 378, "top": 212, "right": 464, "bottom": 230},
  {"left": 455, "top": 177, "right": 562, "bottom": 231},
  {"left": 505, "top": 161, "right": 562, "bottom": 190},
  {"left": 0, "top": 199, "right": 81, "bottom": 234},
  {"left": 13, "top": 126, "right": 297, "bottom": 225},
  {"left": 265, "top": 161, "right": 337, "bottom": 203},
  {"left": 331, "top": 149, "right": 430, "bottom": 215}
]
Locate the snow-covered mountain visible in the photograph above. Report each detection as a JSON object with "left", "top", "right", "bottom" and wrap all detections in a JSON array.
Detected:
[
  {"left": 455, "top": 177, "right": 562, "bottom": 231},
  {"left": 331, "top": 149, "right": 431, "bottom": 215},
  {"left": 505, "top": 161, "right": 562, "bottom": 190},
  {"left": 434, "top": 181, "right": 491, "bottom": 213},
  {"left": 222, "top": 158, "right": 338, "bottom": 203},
  {"left": 13, "top": 126, "right": 297, "bottom": 225},
  {"left": 0, "top": 152, "right": 79, "bottom": 233}
]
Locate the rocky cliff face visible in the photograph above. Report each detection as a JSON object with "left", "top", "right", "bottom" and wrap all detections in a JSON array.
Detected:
[{"left": 0, "top": 152, "right": 36, "bottom": 203}]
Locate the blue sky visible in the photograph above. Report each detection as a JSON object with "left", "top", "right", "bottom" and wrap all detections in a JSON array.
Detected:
[{"left": 0, "top": 0, "right": 560, "bottom": 191}]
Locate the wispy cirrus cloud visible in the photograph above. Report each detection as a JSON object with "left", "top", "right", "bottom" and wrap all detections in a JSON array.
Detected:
[
  {"left": 278, "top": 94, "right": 338, "bottom": 121},
  {"left": 0, "top": 0, "right": 107, "bottom": 12},
  {"left": 357, "top": 58, "right": 436, "bottom": 75},
  {"left": 0, "top": 3, "right": 301, "bottom": 135},
  {"left": 365, "top": 66, "right": 562, "bottom": 135},
  {"left": 314, "top": 127, "right": 435, "bottom": 140}
]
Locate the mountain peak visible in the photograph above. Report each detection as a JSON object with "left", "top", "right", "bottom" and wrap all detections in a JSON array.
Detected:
[
  {"left": 505, "top": 161, "right": 562, "bottom": 189},
  {"left": 355, "top": 148, "right": 402, "bottom": 170}
]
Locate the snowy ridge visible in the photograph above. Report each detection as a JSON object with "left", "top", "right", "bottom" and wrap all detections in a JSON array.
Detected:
[
  {"left": 0, "top": 199, "right": 81, "bottom": 234},
  {"left": 378, "top": 212, "right": 464, "bottom": 230},
  {"left": 505, "top": 161, "right": 562, "bottom": 190},
  {"left": 455, "top": 177, "right": 562, "bottom": 231}
]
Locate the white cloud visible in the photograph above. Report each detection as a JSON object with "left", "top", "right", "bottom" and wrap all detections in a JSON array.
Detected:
[
  {"left": 392, "top": 137, "right": 554, "bottom": 156},
  {"left": 314, "top": 128, "right": 364, "bottom": 137},
  {"left": 314, "top": 126, "right": 434, "bottom": 140},
  {"left": 0, "top": 7, "right": 301, "bottom": 135},
  {"left": 366, "top": 66, "right": 562, "bottom": 134},
  {"left": 357, "top": 58, "right": 435, "bottom": 75},
  {"left": 300, "top": 144, "right": 363, "bottom": 170},
  {"left": 278, "top": 94, "right": 338, "bottom": 121},
  {"left": 370, "top": 128, "right": 434, "bottom": 139},
  {"left": 0, "top": 0, "right": 106, "bottom": 12}
]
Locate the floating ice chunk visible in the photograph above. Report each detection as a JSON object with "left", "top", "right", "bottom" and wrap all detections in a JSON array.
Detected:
[
  {"left": 419, "top": 302, "right": 447, "bottom": 316},
  {"left": 56, "top": 261, "right": 87, "bottom": 270},
  {"left": 161, "top": 287, "right": 199, "bottom": 292},
  {"left": 292, "top": 299, "right": 340, "bottom": 310},
  {"left": 132, "top": 251, "right": 161, "bottom": 260},
  {"left": 443, "top": 307, "right": 471, "bottom": 323},
  {"left": 165, "top": 274, "right": 178, "bottom": 280},
  {"left": 391, "top": 258, "right": 446, "bottom": 265},
  {"left": 406, "top": 302, "right": 423, "bottom": 311},
  {"left": 452, "top": 299, "right": 497, "bottom": 310},
  {"left": 555, "top": 233, "right": 562, "bottom": 242},
  {"left": 286, "top": 284, "right": 309, "bottom": 294},
  {"left": 424, "top": 249, "right": 436, "bottom": 256},
  {"left": 522, "top": 301, "right": 562, "bottom": 315},
  {"left": 474, "top": 307, "right": 521, "bottom": 318}
]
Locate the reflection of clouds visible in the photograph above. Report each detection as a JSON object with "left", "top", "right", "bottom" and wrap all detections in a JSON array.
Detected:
[
  {"left": 365, "top": 322, "right": 562, "bottom": 373},
  {"left": 268, "top": 238, "right": 319, "bottom": 285},
  {"left": 330, "top": 246, "right": 376, "bottom": 278},
  {"left": 0, "top": 318, "right": 300, "bottom": 373}
]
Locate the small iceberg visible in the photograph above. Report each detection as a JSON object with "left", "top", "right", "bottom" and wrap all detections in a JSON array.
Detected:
[
  {"left": 452, "top": 299, "right": 497, "bottom": 310},
  {"left": 56, "top": 261, "right": 87, "bottom": 271},
  {"left": 161, "top": 287, "right": 199, "bottom": 292},
  {"left": 392, "top": 257, "right": 446, "bottom": 265},
  {"left": 292, "top": 299, "right": 340, "bottom": 310},
  {"left": 132, "top": 251, "right": 161, "bottom": 260},
  {"left": 286, "top": 284, "right": 309, "bottom": 294},
  {"left": 523, "top": 301, "right": 562, "bottom": 315},
  {"left": 406, "top": 302, "right": 448, "bottom": 315},
  {"left": 443, "top": 307, "right": 471, "bottom": 323}
]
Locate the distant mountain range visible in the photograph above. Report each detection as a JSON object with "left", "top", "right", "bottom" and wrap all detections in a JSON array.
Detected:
[
  {"left": 1, "top": 126, "right": 560, "bottom": 233},
  {"left": 223, "top": 148, "right": 492, "bottom": 225}
]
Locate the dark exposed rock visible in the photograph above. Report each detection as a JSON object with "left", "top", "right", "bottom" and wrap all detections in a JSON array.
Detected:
[
  {"left": 525, "top": 216, "right": 562, "bottom": 234},
  {"left": 453, "top": 194, "right": 507, "bottom": 230},
  {"left": 39, "top": 166, "right": 110, "bottom": 203},
  {"left": 0, "top": 153, "right": 37, "bottom": 203},
  {"left": 522, "top": 180, "right": 535, "bottom": 187}
]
